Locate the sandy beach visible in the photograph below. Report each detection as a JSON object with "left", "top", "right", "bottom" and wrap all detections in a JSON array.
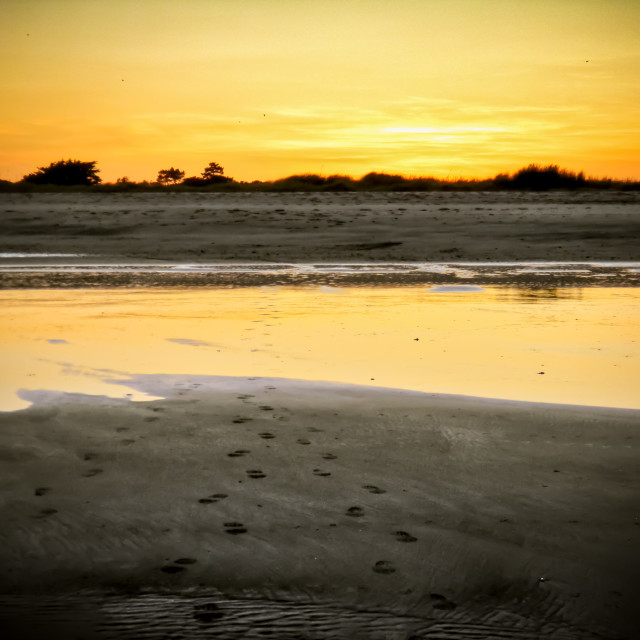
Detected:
[
  {"left": 1, "top": 191, "right": 639, "bottom": 638},
  {"left": 1, "top": 376, "right": 639, "bottom": 638},
  {"left": 1, "top": 191, "right": 639, "bottom": 264}
]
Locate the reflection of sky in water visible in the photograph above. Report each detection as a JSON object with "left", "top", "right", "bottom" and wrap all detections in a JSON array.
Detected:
[
  {"left": 0, "top": 286, "right": 638, "bottom": 411},
  {"left": 429, "top": 285, "right": 485, "bottom": 292}
]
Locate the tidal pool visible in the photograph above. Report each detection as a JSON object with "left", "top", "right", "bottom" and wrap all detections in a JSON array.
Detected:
[{"left": 1, "top": 285, "right": 638, "bottom": 411}]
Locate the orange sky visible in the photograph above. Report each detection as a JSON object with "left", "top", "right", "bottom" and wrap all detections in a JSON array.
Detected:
[{"left": 1, "top": 0, "right": 639, "bottom": 182}]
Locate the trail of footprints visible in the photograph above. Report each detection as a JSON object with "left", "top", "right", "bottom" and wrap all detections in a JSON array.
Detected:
[
  {"left": 30, "top": 392, "right": 426, "bottom": 594},
  {"left": 217, "top": 396, "right": 422, "bottom": 581}
]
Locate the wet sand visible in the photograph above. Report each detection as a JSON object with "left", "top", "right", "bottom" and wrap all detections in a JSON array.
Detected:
[
  {"left": 1, "top": 190, "right": 639, "bottom": 264},
  {"left": 1, "top": 376, "right": 639, "bottom": 638}
]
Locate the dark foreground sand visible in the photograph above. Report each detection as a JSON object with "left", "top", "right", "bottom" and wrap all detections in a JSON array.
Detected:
[
  {"left": 1, "top": 190, "right": 639, "bottom": 263},
  {"left": 1, "top": 375, "right": 638, "bottom": 639}
]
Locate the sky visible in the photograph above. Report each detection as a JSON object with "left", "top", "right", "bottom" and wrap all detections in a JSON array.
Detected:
[{"left": 1, "top": 0, "right": 639, "bottom": 183}]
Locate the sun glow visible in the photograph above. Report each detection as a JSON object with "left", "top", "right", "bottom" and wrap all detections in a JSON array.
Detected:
[
  {"left": 384, "top": 127, "right": 508, "bottom": 134},
  {"left": 1, "top": 0, "right": 639, "bottom": 182}
]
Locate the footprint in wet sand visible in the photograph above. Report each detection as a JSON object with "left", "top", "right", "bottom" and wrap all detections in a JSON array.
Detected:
[
  {"left": 259, "top": 405, "right": 274, "bottom": 411},
  {"left": 296, "top": 438, "right": 310, "bottom": 445},
  {"left": 313, "top": 469, "right": 331, "bottom": 477},
  {"left": 363, "top": 485, "right": 386, "bottom": 494},
  {"left": 246, "top": 469, "right": 266, "bottom": 479},
  {"left": 373, "top": 560, "right": 396, "bottom": 574},
  {"left": 224, "top": 522, "right": 247, "bottom": 535},
  {"left": 198, "top": 493, "right": 228, "bottom": 504},
  {"left": 237, "top": 394, "right": 254, "bottom": 400},
  {"left": 227, "top": 450, "right": 250, "bottom": 457},
  {"left": 117, "top": 426, "right": 132, "bottom": 431},
  {"left": 430, "top": 593, "right": 457, "bottom": 610},
  {"left": 259, "top": 432, "right": 275, "bottom": 439},
  {"left": 160, "top": 565, "right": 186, "bottom": 574},
  {"left": 395, "top": 530, "right": 417, "bottom": 542},
  {"left": 143, "top": 417, "right": 159, "bottom": 423},
  {"left": 321, "top": 453, "right": 337, "bottom": 460},
  {"left": 193, "top": 602, "right": 225, "bottom": 623},
  {"left": 307, "top": 427, "right": 323, "bottom": 433},
  {"left": 233, "top": 417, "right": 252, "bottom": 424},
  {"left": 346, "top": 506, "right": 365, "bottom": 517},
  {"left": 82, "top": 468, "right": 104, "bottom": 478},
  {"left": 174, "top": 557, "right": 197, "bottom": 565},
  {"left": 35, "top": 508, "right": 58, "bottom": 518},
  {"left": 83, "top": 452, "right": 99, "bottom": 461},
  {"left": 34, "top": 487, "right": 51, "bottom": 497}
]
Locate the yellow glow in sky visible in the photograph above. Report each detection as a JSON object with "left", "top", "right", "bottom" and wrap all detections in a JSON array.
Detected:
[
  {"left": 1, "top": 286, "right": 638, "bottom": 411},
  {"left": 1, "top": 0, "right": 639, "bottom": 182}
]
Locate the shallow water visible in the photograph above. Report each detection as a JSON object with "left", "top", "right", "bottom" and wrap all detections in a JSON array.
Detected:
[{"left": 1, "top": 284, "right": 638, "bottom": 410}]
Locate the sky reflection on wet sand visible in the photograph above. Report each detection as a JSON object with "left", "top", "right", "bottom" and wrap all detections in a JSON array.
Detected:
[{"left": 1, "top": 285, "right": 638, "bottom": 411}]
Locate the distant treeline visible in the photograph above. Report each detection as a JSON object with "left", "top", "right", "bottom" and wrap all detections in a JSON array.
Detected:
[{"left": 1, "top": 160, "right": 638, "bottom": 192}]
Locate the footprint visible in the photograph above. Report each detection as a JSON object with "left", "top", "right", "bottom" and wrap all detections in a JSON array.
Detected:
[
  {"left": 174, "top": 557, "right": 197, "bottom": 565},
  {"left": 395, "top": 530, "right": 417, "bottom": 543},
  {"left": 346, "top": 506, "right": 365, "bottom": 517},
  {"left": 237, "top": 394, "right": 254, "bottom": 400},
  {"left": 82, "top": 468, "right": 103, "bottom": 478},
  {"left": 363, "top": 485, "right": 386, "bottom": 494},
  {"left": 35, "top": 508, "right": 58, "bottom": 518},
  {"left": 160, "top": 565, "right": 186, "bottom": 574},
  {"left": 224, "top": 522, "right": 247, "bottom": 535},
  {"left": 246, "top": 470, "right": 266, "bottom": 479},
  {"left": 83, "top": 452, "right": 99, "bottom": 461},
  {"left": 34, "top": 487, "right": 51, "bottom": 497},
  {"left": 296, "top": 438, "right": 310, "bottom": 445},
  {"left": 233, "top": 417, "right": 252, "bottom": 424},
  {"left": 193, "top": 602, "right": 225, "bottom": 623},
  {"left": 313, "top": 469, "right": 331, "bottom": 477},
  {"left": 120, "top": 439, "right": 135, "bottom": 445},
  {"left": 227, "top": 450, "right": 250, "bottom": 457},
  {"left": 259, "top": 432, "right": 275, "bottom": 439},
  {"left": 373, "top": 560, "right": 396, "bottom": 575},
  {"left": 117, "top": 426, "right": 132, "bottom": 431},
  {"left": 143, "top": 417, "right": 159, "bottom": 423},
  {"left": 321, "top": 453, "right": 337, "bottom": 460},
  {"left": 307, "top": 427, "right": 323, "bottom": 433},
  {"left": 259, "top": 405, "right": 274, "bottom": 411},
  {"left": 430, "top": 593, "right": 457, "bottom": 610},
  {"left": 198, "top": 493, "right": 228, "bottom": 504}
]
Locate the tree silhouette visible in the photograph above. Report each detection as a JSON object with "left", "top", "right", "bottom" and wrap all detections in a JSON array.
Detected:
[
  {"left": 202, "top": 162, "right": 224, "bottom": 180},
  {"left": 22, "top": 159, "right": 101, "bottom": 186},
  {"left": 157, "top": 167, "right": 185, "bottom": 185}
]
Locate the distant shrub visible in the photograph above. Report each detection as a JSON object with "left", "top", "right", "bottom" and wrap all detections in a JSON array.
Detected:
[
  {"left": 322, "top": 175, "right": 356, "bottom": 191},
  {"left": 182, "top": 175, "right": 232, "bottom": 187},
  {"left": 22, "top": 159, "right": 101, "bottom": 186},
  {"left": 502, "top": 164, "right": 587, "bottom": 190},
  {"left": 269, "top": 174, "right": 328, "bottom": 191},
  {"left": 358, "top": 172, "right": 407, "bottom": 189}
]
